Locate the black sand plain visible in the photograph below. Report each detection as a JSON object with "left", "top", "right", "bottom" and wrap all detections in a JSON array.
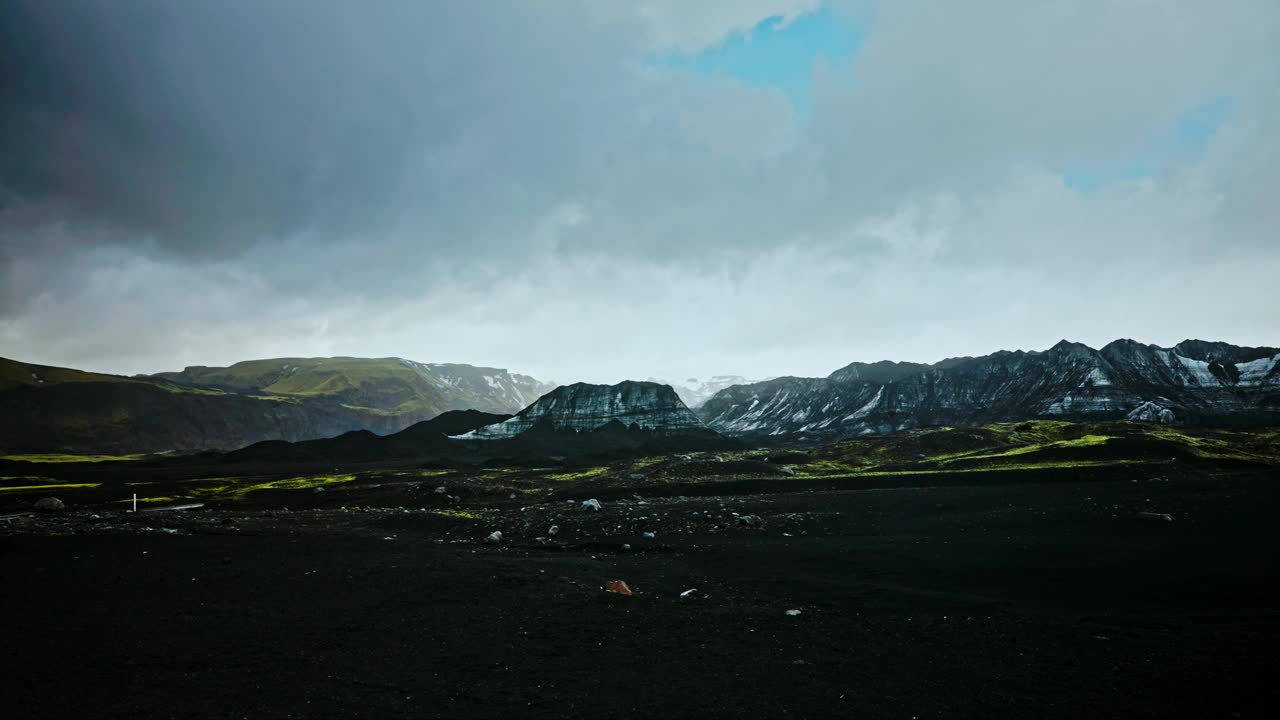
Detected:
[{"left": 2, "top": 427, "right": 1277, "bottom": 718}]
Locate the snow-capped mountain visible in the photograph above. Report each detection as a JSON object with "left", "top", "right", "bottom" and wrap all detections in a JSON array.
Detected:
[
  {"left": 455, "top": 380, "right": 707, "bottom": 439},
  {"left": 396, "top": 360, "right": 556, "bottom": 414},
  {"left": 697, "top": 339, "right": 1280, "bottom": 439},
  {"left": 653, "top": 375, "right": 755, "bottom": 408}
]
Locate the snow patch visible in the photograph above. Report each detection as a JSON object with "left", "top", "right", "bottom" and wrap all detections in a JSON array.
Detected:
[{"left": 1236, "top": 353, "right": 1280, "bottom": 386}]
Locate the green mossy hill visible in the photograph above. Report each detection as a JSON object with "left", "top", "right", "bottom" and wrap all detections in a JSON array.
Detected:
[
  {"left": 1, "top": 355, "right": 552, "bottom": 455},
  {"left": 152, "top": 357, "right": 552, "bottom": 417}
]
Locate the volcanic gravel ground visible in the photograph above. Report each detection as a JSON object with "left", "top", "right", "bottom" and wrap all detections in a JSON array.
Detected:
[{"left": 3, "top": 468, "right": 1278, "bottom": 718}]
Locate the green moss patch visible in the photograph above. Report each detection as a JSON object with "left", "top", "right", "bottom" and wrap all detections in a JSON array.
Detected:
[{"left": 190, "top": 473, "right": 357, "bottom": 501}]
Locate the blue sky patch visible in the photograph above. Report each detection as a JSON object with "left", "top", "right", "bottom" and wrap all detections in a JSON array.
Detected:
[
  {"left": 1064, "top": 96, "right": 1234, "bottom": 190},
  {"left": 655, "top": 6, "right": 864, "bottom": 119}
]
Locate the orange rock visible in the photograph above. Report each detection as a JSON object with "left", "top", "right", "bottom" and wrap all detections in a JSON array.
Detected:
[{"left": 605, "top": 580, "right": 633, "bottom": 596}]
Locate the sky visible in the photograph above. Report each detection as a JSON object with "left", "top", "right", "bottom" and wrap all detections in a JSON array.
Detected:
[{"left": 1, "top": 0, "right": 1277, "bottom": 386}]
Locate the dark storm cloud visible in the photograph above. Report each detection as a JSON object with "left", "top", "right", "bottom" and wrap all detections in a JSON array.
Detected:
[
  {"left": 1, "top": 1, "right": 1276, "bottom": 382},
  {"left": 0, "top": 1, "right": 638, "bottom": 261}
]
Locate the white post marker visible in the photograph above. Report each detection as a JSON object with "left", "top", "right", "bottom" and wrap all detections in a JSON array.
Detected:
[{"left": 133, "top": 493, "right": 138, "bottom": 513}]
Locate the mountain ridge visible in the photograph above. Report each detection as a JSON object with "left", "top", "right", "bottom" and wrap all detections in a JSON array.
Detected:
[
  {"left": 698, "top": 338, "right": 1280, "bottom": 439},
  {"left": 458, "top": 380, "right": 709, "bottom": 439}
]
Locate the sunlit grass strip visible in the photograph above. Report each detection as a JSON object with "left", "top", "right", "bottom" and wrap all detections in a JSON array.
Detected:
[
  {"left": 2, "top": 453, "right": 151, "bottom": 463},
  {"left": 544, "top": 466, "right": 609, "bottom": 481},
  {"left": 0, "top": 482, "right": 101, "bottom": 493},
  {"left": 431, "top": 509, "right": 481, "bottom": 520},
  {"left": 810, "top": 459, "right": 1144, "bottom": 479},
  {"left": 940, "top": 434, "right": 1114, "bottom": 464}
]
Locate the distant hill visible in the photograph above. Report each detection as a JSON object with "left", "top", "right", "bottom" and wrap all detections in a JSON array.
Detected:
[
  {"left": 221, "top": 409, "right": 511, "bottom": 465},
  {"left": 0, "top": 356, "right": 554, "bottom": 454}
]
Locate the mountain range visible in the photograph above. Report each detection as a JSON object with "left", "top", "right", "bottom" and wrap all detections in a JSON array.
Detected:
[
  {"left": 4, "top": 339, "right": 1276, "bottom": 455},
  {"left": 698, "top": 339, "right": 1280, "bottom": 439}
]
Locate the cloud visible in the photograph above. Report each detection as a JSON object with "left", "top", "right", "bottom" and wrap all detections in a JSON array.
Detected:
[{"left": 1, "top": 1, "right": 1276, "bottom": 382}]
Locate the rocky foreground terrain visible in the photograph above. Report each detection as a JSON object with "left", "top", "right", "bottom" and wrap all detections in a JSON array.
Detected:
[{"left": 3, "top": 421, "right": 1277, "bottom": 718}]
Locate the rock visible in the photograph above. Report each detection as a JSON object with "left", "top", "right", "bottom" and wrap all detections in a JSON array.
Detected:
[
  {"left": 605, "top": 579, "right": 633, "bottom": 596},
  {"left": 629, "top": 473, "right": 645, "bottom": 481},
  {"left": 580, "top": 499, "right": 603, "bottom": 512},
  {"left": 621, "top": 543, "right": 632, "bottom": 551},
  {"left": 547, "top": 524, "right": 559, "bottom": 536},
  {"left": 312, "top": 486, "right": 326, "bottom": 493},
  {"left": 780, "top": 466, "right": 796, "bottom": 476},
  {"left": 785, "top": 609, "right": 802, "bottom": 616},
  {"left": 1127, "top": 401, "right": 1177, "bottom": 424},
  {"left": 484, "top": 531, "right": 503, "bottom": 544},
  {"left": 434, "top": 486, "right": 448, "bottom": 494},
  {"left": 1137, "top": 511, "right": 1175, "bottom": 522},
  {"left": 33, "top": 497, "right": 64, "bottom": 512},
  {"left": 680, "top": 588, "right": 697, "bottom": 598},
  {"left": 738, "top": 514, "right": 763, "bottom": 527},
  {"left": 643, "top": 531, "right": 656, "bottom": 539}
]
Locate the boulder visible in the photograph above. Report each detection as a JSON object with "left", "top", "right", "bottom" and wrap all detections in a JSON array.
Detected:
[{"left": 33, "top": 497, "right": 65, "bottom": 512}]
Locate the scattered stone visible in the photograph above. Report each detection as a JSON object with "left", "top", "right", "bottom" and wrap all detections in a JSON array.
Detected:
[
  {"left": 785, "top": 609, "right": 802, "bottom": 617},
  {"left": 605, "top": 580, "right": 633, "bottom": 596},
  {"left": 621, "top": 543, "right": 632, "bottom": 551},
  {"left": 434, "top": 486, "right": 448, "bottom": 494},
  {"left": 629, "top": 473, "right": 645, "bottom": 481},
  {"left": 548, "top": 525, "right": 559, "bottom": 536},
  {"left": 1137, "top": 511, "right": 1175, "bottom": 522},
  {"left": 581, "top": 499, "right": 603, "bottom": 512},
  {"left": 484, "top": 531, "right": 503, "bottom": 544},
  {"left": 780, "top": 466, "right": 796, "bottom": 476},
  {"left": 33, "top": 497, "right": 64, "bottom": 512},
  {"left": 738, "top": 514, "right": 763, "bottom": 527},
  {"left": 643, "top": 531, "right": 656, "bottom": 539},
  {"left": 312, "top": 486, "right": 326, "bottom": 493},
  {"left": 508, "top": 493, "right": 516, "bottom": 499},
  {"left": 680, "top": 588, "right": 697, "bottom": 598}
]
